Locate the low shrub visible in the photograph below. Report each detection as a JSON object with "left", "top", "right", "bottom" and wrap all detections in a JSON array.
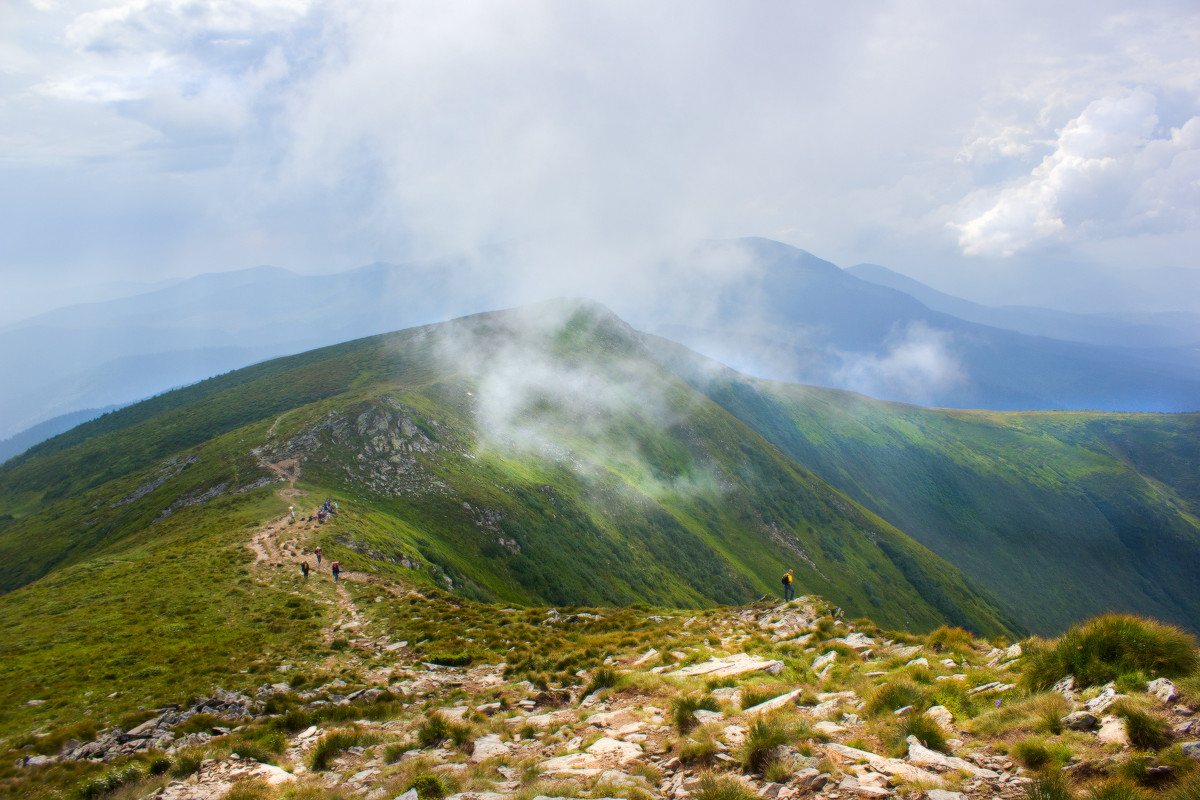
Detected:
[
  {"left": 1021, "top": 615, "right": 1199, "bottom": 691},
  {"left": 169, "top": 752, "right": 203, "bottom": 779},
  {"left": 330, "top": 637, "right": 350, "bottom": 651}
]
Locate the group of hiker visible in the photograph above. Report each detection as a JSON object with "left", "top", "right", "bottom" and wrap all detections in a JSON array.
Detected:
[
  {"left": 316, "top": 498, "right": 337, "bottom": 524},
  {"left": 298, "top": 545, "right": 340, "bottom": 581},
  {"left": 290, "top": 500, "right": 341, "bottom": 583}
]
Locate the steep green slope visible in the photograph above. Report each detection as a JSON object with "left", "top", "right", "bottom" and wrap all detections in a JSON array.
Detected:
[
  {"left": 650, "top": 337, "right": 1200, "bottom": 635},
  {"left": 0, "top": 301, "right": 1017, "bottom": 642}
]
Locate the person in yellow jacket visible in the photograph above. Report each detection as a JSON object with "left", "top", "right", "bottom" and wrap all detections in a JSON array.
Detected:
[{"left": 781, "top": 569, "right": 794, "bottom": 601}]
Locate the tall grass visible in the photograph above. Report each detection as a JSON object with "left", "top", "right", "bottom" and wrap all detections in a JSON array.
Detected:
[
  {"left": 309, "top": 727, "right": 381, "bottom": 771},
  {"left": 672, "top": 694, "right": 720, "bottom": 733},
  {"left": 1022, "top": 615, "right": 1199, "bottom": 691}
]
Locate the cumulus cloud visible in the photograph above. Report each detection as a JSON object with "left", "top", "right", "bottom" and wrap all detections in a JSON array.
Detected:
[
  {"left": 834, "top": 323, "right": 966, "bottom": 405},
  {"left": 952, "top": 90, "right": 1200, "bottom": 256}
]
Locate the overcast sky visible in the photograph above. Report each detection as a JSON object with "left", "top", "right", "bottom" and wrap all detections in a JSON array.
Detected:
[{"left": 2, "top": 0, "right": 1199, "bottom": 320}]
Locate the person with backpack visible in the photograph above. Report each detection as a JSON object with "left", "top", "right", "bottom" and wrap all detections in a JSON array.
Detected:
[
  {"left": 331, "top": 561, "right": 341, "bottom": 583},
  {"left": 315, "top": 547, "right": 322, "bottom": 565},
  {"left": 301, "top": 561, "right": 309, "bottom": 580},
  {"left": 781, "top": 568, "right": 794, "bottom": 601}
]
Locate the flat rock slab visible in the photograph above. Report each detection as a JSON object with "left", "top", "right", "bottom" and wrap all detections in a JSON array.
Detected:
[
  {"left": 666, "top": 653, "right": 784, "bottom": 678},
  {"left": 906, "top": 736, "right": 997, "bottom": 778},
  {"left": 540, "top": 753, "right": 601, "bottom": 772},
  {"left": 469, "top": 734, "right": 511, "bottom": 763},
  {"left": 744, "top": 688, "right": 805, "bottom": 717},
  {"left": 825, "top": 743, "right": 946, "bottom": 789},
  {"left": 586, "top": 737, "right": 643, "bottom": 763},
  {"left": 1098, "top": 716, "right": 1130, "bottom": 747}
]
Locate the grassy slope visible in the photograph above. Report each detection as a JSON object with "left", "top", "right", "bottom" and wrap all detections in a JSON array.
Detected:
[
  {"left": 0, "top": 307, "right": 1023, "bottom": 731},
  {"left": 652, "top": 339, "right": 1200, "bottom": 635}
]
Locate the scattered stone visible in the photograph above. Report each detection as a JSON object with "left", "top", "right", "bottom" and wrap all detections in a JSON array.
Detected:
[
  {"left": 1052, "top": 676, "right": 1076, "bottom": 701},
  {"left": 1181, "top": 742, "right": 1200, "bottom": 760},
  {"left": 1148, "top": 678, "right": 1178, "bottom": 704},
  {"left": 1061, "top": 711, "right": 1098, "bottom": 731}
]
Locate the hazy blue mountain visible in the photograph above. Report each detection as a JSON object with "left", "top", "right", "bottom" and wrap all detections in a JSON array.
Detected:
[
  {"left": 847, "top": 262, "right": 1200, "bottom": 349},
  {"left": 0, "top": 260, "right": 496, "bottom": 440},
  {"left": 0, "top": 405, "right": 122, "bottom": 464},
  {"left": 641, "top": 239, "right": 1200, "bottom": 412},
  {"left": 5, "top": 238, "right": 1200, "bottom": 449}
]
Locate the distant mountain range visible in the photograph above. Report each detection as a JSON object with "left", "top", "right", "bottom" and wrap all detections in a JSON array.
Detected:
[
  {"left": 3, "top": 300, "right": 1199, "bottom": 639},
  {"left": 3, "top": 238, "right": 1198, "bottom": 456}
]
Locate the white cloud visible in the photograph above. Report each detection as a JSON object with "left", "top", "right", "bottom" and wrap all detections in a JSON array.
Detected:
[
  {"left": 951, "top": 91, "right": 1200, "bottom": 256},
  {"left": 834, "top": 323, "right": 966, "bottom": 405}
]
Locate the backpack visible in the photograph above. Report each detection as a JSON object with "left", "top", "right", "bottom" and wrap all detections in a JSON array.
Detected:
[{"left": 781, "top": 575, "right": 789, "bottom": 587}]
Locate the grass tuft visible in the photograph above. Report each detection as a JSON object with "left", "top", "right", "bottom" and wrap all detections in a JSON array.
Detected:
[
  {"left": 309, "top": 727, "right": 380, "bottom": 772},
  {"left": 1112, "top": 699, "right": 1172, "bottom": 751},
  {"left": 695, "top": 774, "right": 758, "bottom": 800},
  {"left": 672, "top": 693, "right": 720, "bottom": 733},
  {"left": 741, "top": 716, "right": 791, "bottom": 774},
  {"left": 1023, "top": 771, "right": 1075, "bottom": 800},
  {"left": 1021, "top": 615, "right": 1199, "bottom": 691}
]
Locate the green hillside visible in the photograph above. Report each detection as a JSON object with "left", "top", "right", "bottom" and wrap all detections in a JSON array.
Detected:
[
  {"left": 649, "top": 337, "right": 1200, "bottom": 635},
  {"left": 0, "top": 301, "right": 1017, "bottom": 629}
]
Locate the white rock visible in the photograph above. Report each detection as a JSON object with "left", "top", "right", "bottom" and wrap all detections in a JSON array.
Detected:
[
  {"left": 812, "top": 652, "right": 838, "bottom": 673},
  {"left": 1148, "top": 679, "right": 1178, "bottom": 704},
  {"left": 1097, "top": 716, "right": 1129, "bottom": 747},
  {"left": 469, "top": 734, "right": 510, "bottom": 763},
  {"left": 743, "top": 688, "right": 805, "bottom": 717},
  {"left": 1085, "top": 687, "right": 1123, "bottom": 714},
  {"left": 924, "top": 706, "right": 954, "bottom": 731},
  {"left": 905, "top": 736, "right": 997, "bottom": 778},
  {"left": 585, "top": 737, "right": 643, "bottom": 763}
]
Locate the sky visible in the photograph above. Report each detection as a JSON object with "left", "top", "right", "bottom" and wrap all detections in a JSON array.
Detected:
[{"left": 2, "top": 0, "right": 1199, "bottom": 321}]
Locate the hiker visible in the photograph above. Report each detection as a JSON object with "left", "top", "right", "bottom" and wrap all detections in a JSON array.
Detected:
[
  {"left": 315, "top": 547, "right": 322, "bottom": 565},
  {"left": 331, "top": 561, "right": 341, "bottom": 583},
  {"left": 289, "top": 506, "right": 295, "bottom": 522},
  {"left": 781, "top": 568, "right": 794, "bottom": 601},
  {"left": 301, "top": 561, "right": 309, "bottom": 579}
]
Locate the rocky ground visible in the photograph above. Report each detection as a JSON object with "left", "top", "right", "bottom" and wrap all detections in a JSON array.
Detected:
[{"left": 8, "top": 480, "right": 1200, "bottom": 800}]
